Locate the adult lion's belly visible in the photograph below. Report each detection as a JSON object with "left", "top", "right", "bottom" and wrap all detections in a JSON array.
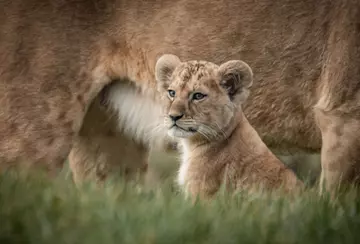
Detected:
[{"left": 242, "top": 89, "right": 322, "bottom": 154}]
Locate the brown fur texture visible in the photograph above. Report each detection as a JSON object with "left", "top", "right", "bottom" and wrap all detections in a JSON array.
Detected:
[
  {"left": 0, "top": 0, "right": 359, "bottom": 193},
  {"left": 155, "top": 55, "right": 303, "bottom": 198}
]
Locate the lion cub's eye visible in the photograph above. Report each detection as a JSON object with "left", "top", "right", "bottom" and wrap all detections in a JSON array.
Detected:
[
  {"left": 168, "top": 90, "right": 176, "bottom": 98},
  {"left": 192, "top": 92, "right": 207, "bottom": 101}
]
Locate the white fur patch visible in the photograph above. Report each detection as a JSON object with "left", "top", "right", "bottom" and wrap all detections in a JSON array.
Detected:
[
  {"left": 177, "top": 140, "right": 190, "bottom": 190},
  {"left": 105, "top": 81, "right": 171, "bottom": 151},
  {"left": 167, "top": 126, "right": 195, "bottom": 139}
]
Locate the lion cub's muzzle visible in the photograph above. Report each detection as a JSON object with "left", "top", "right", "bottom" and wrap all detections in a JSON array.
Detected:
[{"left": 166, "top": 113, "right": 198, "bottom": 138}]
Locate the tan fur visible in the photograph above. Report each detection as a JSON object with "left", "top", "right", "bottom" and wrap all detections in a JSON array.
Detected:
[
  {"left": 0, "top": 0, "right": 359, "bottom": 193},
  {"left": 155, "top": 55, "right": 303, "bottom": 198}
]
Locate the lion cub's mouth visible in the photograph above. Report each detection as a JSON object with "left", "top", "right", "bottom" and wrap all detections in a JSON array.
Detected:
[
  {"left": 170, "top": 124, "right": 197, "bottom": 132},
  {"left": 168, "top": 124, "right": 198, "bottom": 138}
]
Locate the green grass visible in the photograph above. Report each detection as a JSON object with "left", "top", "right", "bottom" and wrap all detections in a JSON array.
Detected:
[{"left": 1, "top": 165, "right": 360, "bottom": 244}]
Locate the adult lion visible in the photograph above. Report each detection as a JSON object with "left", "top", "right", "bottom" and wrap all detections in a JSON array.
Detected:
[{"left": 0, "top": 0, "right": 359, "bottom": 193}]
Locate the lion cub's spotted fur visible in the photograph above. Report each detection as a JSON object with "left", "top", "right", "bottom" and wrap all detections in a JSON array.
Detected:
[{"left": 155, "top": 54, "right": 303, "bottom": 198}]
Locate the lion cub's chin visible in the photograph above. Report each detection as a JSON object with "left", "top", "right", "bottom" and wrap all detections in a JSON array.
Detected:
[{"left": 167, "top": 126, "right": 197, "bottom": 139}]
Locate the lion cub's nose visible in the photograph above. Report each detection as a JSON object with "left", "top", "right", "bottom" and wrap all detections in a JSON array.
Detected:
[{"left": 169, "top": 113, "right": 184, "bottom": 122}]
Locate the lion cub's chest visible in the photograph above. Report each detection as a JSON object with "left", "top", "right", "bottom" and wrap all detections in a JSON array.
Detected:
[
  {"left": 177, "top": 141, "right": 191, "bottom": 188},
  {"left": 177, "top": 141, "right": 224, "bottom": 194}
]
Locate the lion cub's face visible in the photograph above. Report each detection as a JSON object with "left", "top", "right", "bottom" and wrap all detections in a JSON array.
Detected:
[{"left": 155, "top": 54, "right": 253, "bottom": 140}]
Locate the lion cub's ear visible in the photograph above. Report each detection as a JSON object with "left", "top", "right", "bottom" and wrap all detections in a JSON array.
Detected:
[
  {"left": 218, "top": 60, "right": 253, "bottom": 104},
  {"left": 155, "top": 54, "right": 182, "bottom": 90}
]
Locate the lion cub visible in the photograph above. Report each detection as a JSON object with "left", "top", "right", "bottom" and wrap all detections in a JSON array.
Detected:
[{"left": 155, "top": 54, "right": 303, "bottom": 198}]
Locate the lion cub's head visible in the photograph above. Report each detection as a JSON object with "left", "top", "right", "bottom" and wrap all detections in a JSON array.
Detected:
[{"left": 155, "top": 54, "right": 253, "bottom": 141}]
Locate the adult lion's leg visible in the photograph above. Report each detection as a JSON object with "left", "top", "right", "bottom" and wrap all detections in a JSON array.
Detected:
[
  {"left": 68, "top": 94, "right": 150, "bottom": 185},
  {"left": 314, "top": 4, "right": 360, "bottom": 193},
  {"left": 0, "top": 123, "right": 74, "bottom": 177},
  {"left": 0, "top": 82, "right": 97, "bottom": 177},
  {"left": 314, "top": 109, "right": 360, "bottom": 193},
  {"left": 68, "top": 81, "right": 177, "bottom": 186}
]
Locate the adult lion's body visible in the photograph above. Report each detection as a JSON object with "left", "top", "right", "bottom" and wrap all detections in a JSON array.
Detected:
[{"left": 0, "top": 0, "right": 359, "bottom": 191}]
